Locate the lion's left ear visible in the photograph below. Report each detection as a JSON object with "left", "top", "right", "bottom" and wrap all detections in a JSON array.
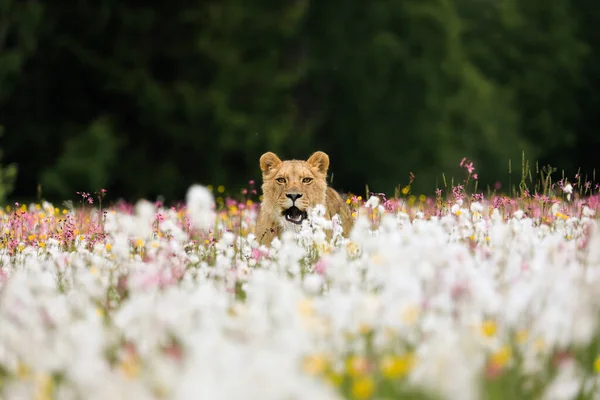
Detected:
[{"left": 306, "top": 151, "right": 330, "bottom": 175}]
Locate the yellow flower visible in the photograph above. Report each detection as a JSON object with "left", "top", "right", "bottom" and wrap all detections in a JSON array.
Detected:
[
  {"left": 359, "top": 323, "right": 371, "bottom": 335},
  {"left": 370, "top": 253, "right": 383, "bottom": 266},
  {"left": 351, "top": 376, "right": 375, "bottom": 399},
  {"left": 346, "top": 355, "right": 369, "bottom": 378},
  {"left": 401, "top": 185, "right": 410, "bottom": 195},
  {"left": 593, "top": 355, "right": 600, "bottom": 373},
  {"left": 555, "top": 212, "right": 569, "bottom": 220},
  {"left": 217, "top": 185, "right": 225, "bottom": 193},
  {"left": 298, "top": 298, "right": 315, "bottom": 317},
  {"left": 401, "top": 305, "right": 420, "bottom": 325},
  {"left": 302, "top": 354, "right": 328, "bottom": 376},
  {"left": 489, "top": 345, "right": 512, "bottom": 369},
  {"left": 134, "top": 238, "right": 145, "bottom": 248},
  {"left": 315, "top": 242, "right": 332, "bottom": 255},
  {"left": 534, "top": 337, "right": 546, "bottom": 353},
  {"left": 105, "top": 243, "right": 112, "bottom": 252},
  {"left": 481, "top": 320, "right": 497, "bottom": 337},
  {"left": 33, "top": 373, "right": 53, "bottom": 400},
  {"left": 515, "top": 329, "right": 529, "bottom": 344},
  {"left": 16, "top": 362, "right": 30, "bottom": 379},
  {"left": 120, "top": 354, "right": 140, "bottom": 379},
  {"left": 380, "top": 353, "right": 415, "bottom": 379},
  {"left": 38, "top": 241, "right": 46, "bottom": 249},
  {"left": 346, "top": 241, "right": 360, "bottom": 257}
]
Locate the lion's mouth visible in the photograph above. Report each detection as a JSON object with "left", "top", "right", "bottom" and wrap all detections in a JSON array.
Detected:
[{"left": 282, "top": 206, "right": 307, "bottom": 225}]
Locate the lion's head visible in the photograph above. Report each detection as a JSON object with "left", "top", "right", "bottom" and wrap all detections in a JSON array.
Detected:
[{"left": 259, "top": 151, "right": 330, "bottom": 229}]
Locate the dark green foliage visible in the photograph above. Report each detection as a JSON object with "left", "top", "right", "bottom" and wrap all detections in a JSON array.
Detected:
[{"left": 0, "top": 0, "right": 597, "bottom": 203}]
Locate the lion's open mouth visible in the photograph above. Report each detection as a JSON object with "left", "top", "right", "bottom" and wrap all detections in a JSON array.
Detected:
[{"left": 282, "top": 206, "right": 307, "bottom": 225}]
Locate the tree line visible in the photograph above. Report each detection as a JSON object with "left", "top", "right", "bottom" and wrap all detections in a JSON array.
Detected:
[{"left": 1, "top": 0, "right": 598, "bottom": 204}]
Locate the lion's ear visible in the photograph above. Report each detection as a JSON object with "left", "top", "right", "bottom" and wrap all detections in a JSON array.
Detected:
[
  {"left": 306, "top": 151, "right": 330, "bottom": 175},
  {"left": 260, "top": 152, "right": 282, "bottom": 175}
]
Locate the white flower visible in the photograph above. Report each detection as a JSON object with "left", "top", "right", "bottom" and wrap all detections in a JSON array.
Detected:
[
  {"left": 551, "top": 203, "right": 561, "bottom": 215},
  {"left": 366, "top": 195, "right": 380, "bottom": 208},
  {"left": 451, "top": 203, "right": 461, "bottom": 215},
  {"left": 470, "top": 202, "right": 483, "bottom": 213},
  {"left": 303, "top": 274, "right": 323, "bottom": 294},
  {"left": 562, "top": 184, "right": 573, "bottom": 201},
  {"left": 186, "top": 184, "right": 216, "bottom": 231},
  {"left": 513, "top": 209, "right": 524, "bottom": 220},
  {"left": 542, "top": 360, "right": 583, "bottom": 400},
  {"left": 582, "top": 206, "right": 595, "bottom": 218}
]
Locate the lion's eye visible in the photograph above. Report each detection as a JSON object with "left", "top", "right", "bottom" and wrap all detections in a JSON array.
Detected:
[
  {"left": 276, "top": 177, "right": 286, "bottom": 184},
  {"left": 302, "top": 177, "right": 313, "bottom": 184}
]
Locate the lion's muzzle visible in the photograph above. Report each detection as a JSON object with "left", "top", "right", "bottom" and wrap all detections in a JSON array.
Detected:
[{"left": 282, "top": 206, "right": 307, "bottom": 225}]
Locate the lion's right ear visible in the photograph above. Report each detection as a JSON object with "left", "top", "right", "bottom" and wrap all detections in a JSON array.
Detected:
[
  {"left": 260, "top": 152, "right": 282, "bottom": 175},
  {"left": 306, "top": 151, "right": 330, "bottom": 176}
]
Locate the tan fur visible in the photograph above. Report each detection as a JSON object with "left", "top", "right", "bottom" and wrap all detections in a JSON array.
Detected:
[{"left": 255, "top": 151, "right": 353, "bottom": 246}]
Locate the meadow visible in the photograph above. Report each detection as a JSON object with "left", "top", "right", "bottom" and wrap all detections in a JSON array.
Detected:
[{"left": 1, "top": 161, "right": 600, "bottom": 400}]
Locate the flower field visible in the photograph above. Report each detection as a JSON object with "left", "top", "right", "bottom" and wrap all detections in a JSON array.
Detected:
[{"left": 1, "top": 176, "right": 600, "bottom": 400}]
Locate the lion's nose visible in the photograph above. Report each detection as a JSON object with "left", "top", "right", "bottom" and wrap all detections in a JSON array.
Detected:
[{"left": 286, "top": 193, "right": 303, "bottom": 202}]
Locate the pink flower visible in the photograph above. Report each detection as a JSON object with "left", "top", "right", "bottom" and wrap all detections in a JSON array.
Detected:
[{"left": 314, "top": 259, "right": 327, "bottom": 275}]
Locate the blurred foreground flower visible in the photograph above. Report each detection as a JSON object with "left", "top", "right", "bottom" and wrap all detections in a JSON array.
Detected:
[{"left": 186, "top": 184, "right": 216, "bottom": 231}]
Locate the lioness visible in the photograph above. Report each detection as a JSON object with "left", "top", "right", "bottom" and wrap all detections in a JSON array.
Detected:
[{"left": 255, "top": 151, "right": 353, "bottom": 246}]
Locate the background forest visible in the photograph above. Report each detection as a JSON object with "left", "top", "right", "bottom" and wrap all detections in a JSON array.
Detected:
[{"left": 1, "top": 0, "right": 598, "bottom": 204}]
